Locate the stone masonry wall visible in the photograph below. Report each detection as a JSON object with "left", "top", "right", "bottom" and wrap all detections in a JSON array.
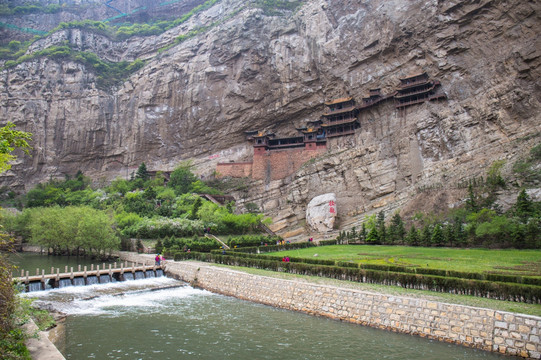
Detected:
[
  {"left": 252, "top": 147, "right": 327, "bottom": 181},
  {"left": 118, "top": 253, "right": 541, "bottom": 359},
  {"left": 216, "top": 162, "right": 253, "bottom": 178}
]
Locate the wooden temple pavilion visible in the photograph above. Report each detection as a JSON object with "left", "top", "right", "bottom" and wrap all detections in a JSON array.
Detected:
[
  {"left": 321, "top": 97, "right": 360, "bottom": 137},
  {"left": 395, "top": 72, "right": 446, "bottom": 108},
  {"left": 359, "top": 88, "right": 394, "bottom": 109}
]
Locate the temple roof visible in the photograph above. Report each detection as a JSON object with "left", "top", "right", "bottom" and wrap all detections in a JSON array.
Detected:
[
  {"left": 399, "top": 71, "right": 428, "bottom": 81},
  {"left": 321, "top": 118, "right": 358, "bottom": 127},
  {"left": 324, "top": 97, "right": 353, "bottom": 106}
]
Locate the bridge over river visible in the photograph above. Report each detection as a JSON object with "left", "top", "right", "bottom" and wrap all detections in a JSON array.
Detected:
[{"left": 15, "top": 262, "right": 164, "bottom": 292}]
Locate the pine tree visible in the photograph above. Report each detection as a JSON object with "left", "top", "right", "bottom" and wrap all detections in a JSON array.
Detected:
[
  {"left": 189, "top": 197, "right": 202, "bottom": 220},
  {"left": 136, "top": 162, "right": 150, "bottom": 181},
  {"left": 421, "top": 224, "right": 431, "bottom": 247},
  {"left": 389, "top": 212, "right": 405, "bottom": 245},
  {"left": 406, "top": 225, "right": 419, "bottom": 246},
  {"left": 359, "top": 223, "right": 366, "bottom": 243},
  {"left": 466, "top": 184, "right": 478, "bottom": 212},
  {"left": 515, "top": 189, "right": 533, "bottom": 222},
  {"left": 431, "top": 224, "right": 444, "bottom": 246},
  {"left": 377, "top": 211, "right": 386, "bottom": 244},
  {"left": 444, "top": 223, "right": 455, "bottom": 247},
  {"left": 366, "top": 227, "right": 379, "bottom": 244}
]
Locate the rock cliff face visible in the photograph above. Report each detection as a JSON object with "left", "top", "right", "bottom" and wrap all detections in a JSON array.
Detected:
[{"left": 1, "top": 0, "right": 540, "bottom": 235}]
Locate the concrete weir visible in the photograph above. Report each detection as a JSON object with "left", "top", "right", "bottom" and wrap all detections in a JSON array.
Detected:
[{"left": 119, "top": 252, "right": 541, "bottom": 359}]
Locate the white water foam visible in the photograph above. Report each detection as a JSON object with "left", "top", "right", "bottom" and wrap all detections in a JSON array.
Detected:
[{"left": 21, "top": 277, "right": 214, "bottom": 316}]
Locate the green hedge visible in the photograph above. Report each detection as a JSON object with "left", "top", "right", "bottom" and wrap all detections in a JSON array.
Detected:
[
  {"left": 336, "top": 262, "right": 541, "bottom": 287},
  {"left": 226, "top": 235, "right": 282, "bottom": 248},
  {"left": 223, "top": 241, "right": 319, "bottom": 254},
  {"left": 171, "top": 251, "right": 541, "bottom": 303}
]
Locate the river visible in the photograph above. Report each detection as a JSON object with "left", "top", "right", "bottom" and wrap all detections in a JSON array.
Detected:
[{"left": 15, "top": 253, "right": 509, "bottom": 359}]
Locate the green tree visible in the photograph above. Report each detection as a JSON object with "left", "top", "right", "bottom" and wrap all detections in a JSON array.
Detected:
[
  {"left": 420, "top": 224, "right": 431, "bottom": 247},
  {"left": 189, "top": 197, "right": 203, "bottom": 220},
  {"left": 465, "top": 184, "right": 478, "bottom": 212},
  {"left": 431, "top": 224, "right": 444, "bottom": 246},
  {"left": 406, "top": 225, "right": 419, "bottom": 246},
  {"left": 359, "top": 223, "right": 366, "bottom": 243},
  {"left": 0, "top": 123, "right": 33, "bottom": 357},
  {"left": 0, "top": 122, "right": 32, "bottom": 173},
  {"left": 376, "top": 211, "right": 386, "bottom": 244},
  {"left": 389, "top": 212, "right": 405, "bottom": 244},
  {"left": 363, "top": 214, "right": 379, "bottom": 244},
  {"left": 143, "top": 186, "right": 157, "bottom": 200},
  {"left": 135, "top": 162, "right": 149, "bottom": 181},
  {"left": 169, "top": 162, "right": 197, "bottom": 195},
  {"left": 515, "top": 189, "right": 534, "bottom": 221},
  {"left": 443, "top": 223, "right": 455, "bottom": 247}
]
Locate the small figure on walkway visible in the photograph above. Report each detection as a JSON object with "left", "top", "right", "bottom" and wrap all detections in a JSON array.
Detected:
[{"left": 155, "top": 253, "right": 161, "bottom": 266}]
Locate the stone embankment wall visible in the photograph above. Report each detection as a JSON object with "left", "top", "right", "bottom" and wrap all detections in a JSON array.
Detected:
[{"left": 118, "top": 253, "right": 541, "bottom": 359}]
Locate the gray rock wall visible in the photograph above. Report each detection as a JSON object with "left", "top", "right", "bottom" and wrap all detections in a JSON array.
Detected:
[{"left": 1, "top": 0, "right": 540, "bottom": 234}]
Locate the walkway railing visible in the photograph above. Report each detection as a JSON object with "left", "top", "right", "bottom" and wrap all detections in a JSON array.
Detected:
[{"left": 205, "top": 233, "right": 230, "bottom": 250}]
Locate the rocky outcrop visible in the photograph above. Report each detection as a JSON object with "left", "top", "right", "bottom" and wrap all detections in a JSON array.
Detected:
[
  {"left": 306, "top": 193, "right": 336, "bottom": 233},
  {"left": 0, "top": 0, "right": 540, "bottom": 235}
]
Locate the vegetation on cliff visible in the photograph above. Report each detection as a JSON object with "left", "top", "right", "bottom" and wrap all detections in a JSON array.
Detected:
[{"left": 2, "top": 43, "right": 145, "bottom": 89}]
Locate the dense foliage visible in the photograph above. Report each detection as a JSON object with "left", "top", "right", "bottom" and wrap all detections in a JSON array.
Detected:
[
  {"left": 2, "top": 162, "right": 270, "bottom": 256},
  {"left": 0, "top": 123, "right": 33, "bottom": 358},
  {"left": 162, "top": 234, "right": 282, "bottom": 253}
]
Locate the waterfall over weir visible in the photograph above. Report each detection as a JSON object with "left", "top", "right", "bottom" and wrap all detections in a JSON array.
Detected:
[{"left": 21, "top": 266, "right": 165, "bottom": 293}]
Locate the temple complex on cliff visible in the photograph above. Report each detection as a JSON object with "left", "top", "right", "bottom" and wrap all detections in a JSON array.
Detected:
[{"left": 217, "top": 73, "right": 446, "bottom": 181}]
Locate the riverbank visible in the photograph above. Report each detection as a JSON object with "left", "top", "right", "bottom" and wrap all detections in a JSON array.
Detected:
[
  {"left": 119, "top": 252, "right": 541, "bottom": 359},
  {"left": 23, "top": 318, "right": 65, "bottom": 360}
]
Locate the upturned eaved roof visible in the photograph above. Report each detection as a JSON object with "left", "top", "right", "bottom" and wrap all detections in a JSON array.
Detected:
[
  {"left": 399, "top": 71, "right": 428, "bottom": 81},
  {"left": 324, "top": 97, "right": 353, "bottom": 105}
]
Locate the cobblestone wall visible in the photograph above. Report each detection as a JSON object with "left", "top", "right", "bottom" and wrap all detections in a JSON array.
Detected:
[{"left": 118, "top": 253, "right": 541, "bottom": 359}]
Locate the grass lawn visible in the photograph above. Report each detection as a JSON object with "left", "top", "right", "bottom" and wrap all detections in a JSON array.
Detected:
[{"left": 264, "top": 245, "right": 541, "bottom": 277}]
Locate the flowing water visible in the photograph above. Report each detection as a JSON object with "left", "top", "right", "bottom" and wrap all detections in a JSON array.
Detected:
[{"left": 15, "top": 253, "right": 509, "bottom": 359}]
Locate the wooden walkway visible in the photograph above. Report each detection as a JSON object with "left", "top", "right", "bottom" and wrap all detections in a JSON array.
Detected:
[{"left": 15, "top": 262, "right": 163, "bottom": 284}]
